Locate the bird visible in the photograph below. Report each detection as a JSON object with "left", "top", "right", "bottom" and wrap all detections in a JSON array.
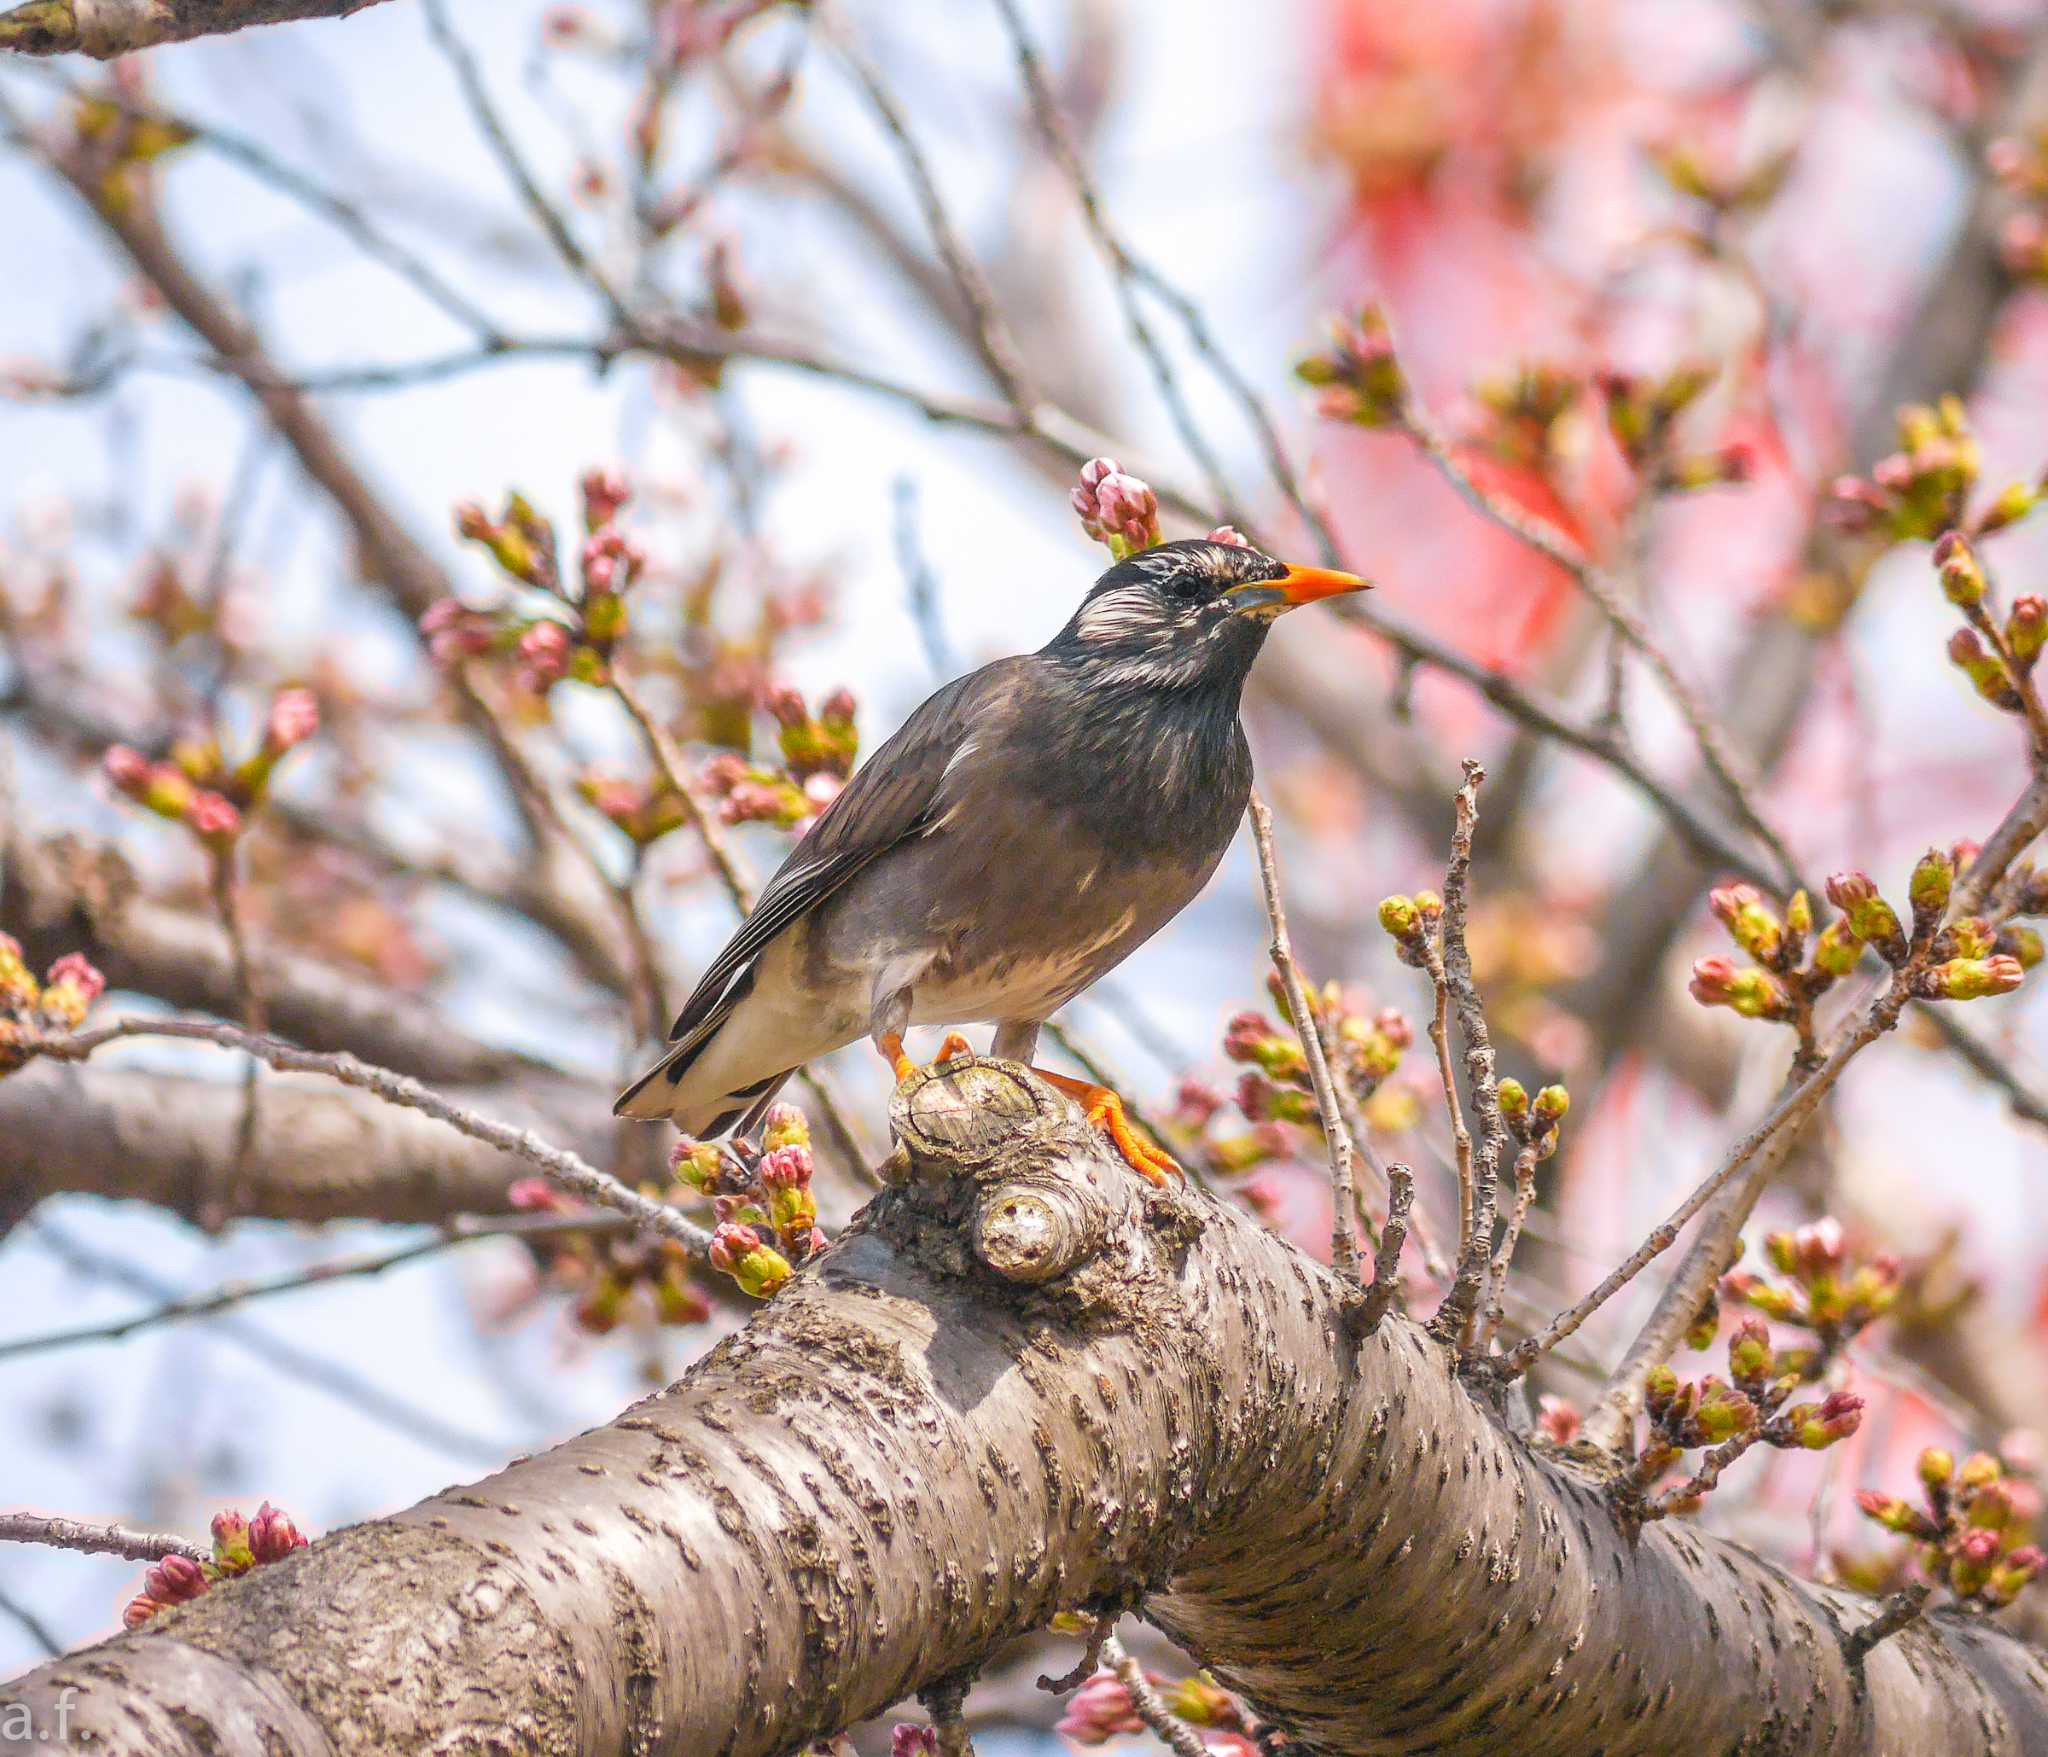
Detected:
[{"left": 614, "top": 536, "right": 1369, "bottom": 1182}]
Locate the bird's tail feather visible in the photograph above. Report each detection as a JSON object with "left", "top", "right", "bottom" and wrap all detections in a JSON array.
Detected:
[{"left": 613, "top": 1026, "right": 796, "bottom": 1139}]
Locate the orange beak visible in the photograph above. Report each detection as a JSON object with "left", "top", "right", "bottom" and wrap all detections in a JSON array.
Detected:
[
  {"left": 1225, "top": 562, "right": 1372, "bottom": 615},
  {"left": 1274, "top": 563, "right": 1371, "bottom": 606}
]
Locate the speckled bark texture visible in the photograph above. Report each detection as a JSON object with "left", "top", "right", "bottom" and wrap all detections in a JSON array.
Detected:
[
  {"left": 0, "top": 0, "right": 393, "bottom": 57},
  {"left": 5, "top": 1059, "right": 2045, "bottom": 1754}
]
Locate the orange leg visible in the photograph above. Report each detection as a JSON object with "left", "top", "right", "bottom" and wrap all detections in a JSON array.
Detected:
[
  {"left": 876, "top": 1031, "right": 976, "bottom": 1085},
  {"left": 1032, "top": 1069, "right": 1181, "bottom": 1186}
]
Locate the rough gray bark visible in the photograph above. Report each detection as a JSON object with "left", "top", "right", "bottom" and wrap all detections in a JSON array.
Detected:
[
  {"left": 0, "top": 1059, "right": 612, "bottom": 1228},
  {"left": 0, "top": 0, "right": 393, "bottom": 57},
  {"left": 3, "top": 1059, "right": 2044, "bottom": 1754}
]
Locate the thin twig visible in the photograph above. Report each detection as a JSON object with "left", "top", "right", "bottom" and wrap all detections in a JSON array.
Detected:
[
  {"left": 1844, "top": 1586, "right": 1931, "bottom": 1663},
  {"left": 1354, "top": 1163, "right": 1414, "bottom": 1337},
  {"left": 1399, "top": 402, "right": 1802, "bottom": 893},
  {"left": 0, "top": 1212, "right": 636, "bottom": 1364},
  {"left": 1480, "top": 1144, "right": 1542, "bottom": 1352},
  {"left": 1038, "top": 1610, "right": 1117, "bottom": 1693},
  {"left": 0, "top": 1513, "right": 205, "bottom": 1566},
  {"left": 1102, "top": 1637, "right": 1209, "bottom": 1757},
  {"left": 28, "top": 1017, "right": 712, "bottom": 1251},
  {"left": 830, "top": 21, "right": 1035, "bottom": 412},
  {"left": 1430, "top": 762, "right": 1510, "bottom": 1347},
  {"left": 1501, "top": 973, "right": 1913, "bottom": 1382},
  {"left": 0, "top": 1584, "right": 62, "bottom": 1658},
  {"left": 1248, "top": 793, "right": 1360, "bottom": 1281}
]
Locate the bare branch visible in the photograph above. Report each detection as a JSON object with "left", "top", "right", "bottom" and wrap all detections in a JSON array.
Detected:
[
  {"left": 0, "top": 0, "right": 394, "bottom": 58},
  {"left": 0, "top": 1512, "right": 204, "bottom": 1565},
  {"left": 1247, "top": 793, "right": 1359, "bottom": 1281}
]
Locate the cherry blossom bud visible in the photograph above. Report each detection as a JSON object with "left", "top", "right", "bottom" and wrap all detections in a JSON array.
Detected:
[
  {"left": 189, "top": 791, "right": 242, "bottom": 847},
  {"left": 211, "top": 1508, "right": 253, "bottom": 1574},
  {"left": 1536, "top": 1394, "right": 1581, "bottom": 1445},
  {"left": 1378, "top": 895, "right": 1420, "bottom": 939},
  {"left": 1789, "top": 1391, "right": 1863, "bottom": 1450},
  {"left": 1948, "top": 627, "right": 2021, "bottom": 709},
  {"left": 248, "top": 1501, "right": 307, "bottom": 1563},
  {"left": 264, "top": 687, "right": 319, "bottom": 753},
  {"left": 38, "top": 952, "right": 105, "bottom": 1028},
  {"left": 1728, "top": 1318, "right": 1773, "bottom": 1384},
  {"left": 669, "top": 1136, "right": 723, "bottom": 1194},
  {"left": 1174, "top": 1077, "right": 1224, "bottom": 1128},
  {"left": 1960, "top": 1451, "right": 2005, "bottom": 1491},
  {"left": 1909, "top": 848, "right": 1954, "bottom": 930},
  {"left": 1812, "top": 917, "right": 1862, "bottom": 978},
  {"left": 1920, "top": 955, "right": 2025, "bottom": 1000},
  {"left": 762, "top": 1103, "right": 810, "bottom": 1153},
  {"left": 1999, "top": 924, "right": 2044, "bottom": 969},
  {"left": 1856, "top": 1490, "right": 1920, "bottom": 1535},
  {"left": 143, "top": 1553, "right": 210, "bottom": 1607},
  {"left": 1162, "top": 1673, "right": 1236, "bottom": 1727},
  {"left": 517, "top": 620, "right": 573, "bottom": 689},
  {"left": 1919, "top": 1448, "right": 1955, "bottom": 1487},
  {"left": 2009, "top": 596, "right": 2046, "bottom": 667},
  {"left": 1933, "top": 530, "right": 1986, "bottom": 606},
  {"left": 1055, "top": 1671, "right": 1144, "bottom": 1743},
  {"left": 1709, "top": 883, "right": 1785, "bottom": 964},
  {"left": 890, "top": 1729, "right": 940, "bottom": 1757},
  {"left": 1206, "top": 526, "right": 1252, "bottom": 548},
  {"left": 1496, "top": 1077, "right": 1529, "bottom": 1123},
  {"left": 508, "top": 1176, "right": 573, "bottom": 1212},
  {"left": 580, "top": 466, "right": 631, "bottom": 531},
  {"left": 1695, "top": 1383, "right": 1757, "bottom": 1443},
  {"left": 103, "top": 743, "right": 151, "bottom": 794},
  {"left": 1688, "top": 956, "right": 1792, "bottom": 1020},
  {"left": 1825, "top": 872, "right": 1908, "bottom": 965},
  {"left": 708, "top": 1222, "right": 790, "bottom": 1299}
]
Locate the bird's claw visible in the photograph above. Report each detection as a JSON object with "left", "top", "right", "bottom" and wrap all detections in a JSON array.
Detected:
[{"left": 1030, "top": 1068, "right": 1180, "bottom": 1186}]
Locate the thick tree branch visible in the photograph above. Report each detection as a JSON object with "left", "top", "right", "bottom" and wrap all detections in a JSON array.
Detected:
[
  {"left": 0, "top": 1058, "right": 612, "bottom": 1229},
  {"left": 4, "top": 1060, "right": 2042, "bottom": 1754}
]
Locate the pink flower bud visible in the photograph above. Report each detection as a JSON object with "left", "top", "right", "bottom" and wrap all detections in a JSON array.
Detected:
[
  {"left": 248, "top": 1501, "right": 306, "bottom": 1564},
  {"left": 819, "top": 686, "right": 858, "bottom": 723},
  {"left": 1056, "top": 1670, "right": 1144, "bottom": 1743},
  {"left": 44, "top": 952, "right": 105, "bottom": 1006},
  {"left": 765, "top": 684, "right": 808, "bottom": 729},
  {"left": 188, "top": 791, "right": 243, "bottom": 845},
  {"left": 264, "top": 687, "right": 320, "bottom": 753},
  {"left": 145, "top": 1553, "right": 209, "bottom": 1605},
  {"left": 758, "top": 1143, "right": 813, "bottom": 1191},
  {"left": 1537, "top": 1394, "right": 1581, "bottom": 1445},
  {"left": 579, "top": 466, "right": 631, "bottom": 528},
  {"left": 453, "top": 500, "right": 491, "bottom": 541},
  {"left": 890, "top": 1729, "right": 940, "bottom": 1757},
  {"left": 1206, "top": 526, "right": 1252, "bottom": 547},
  {"left": 103, "top": 744, "right": 151, "bottom": 793}
]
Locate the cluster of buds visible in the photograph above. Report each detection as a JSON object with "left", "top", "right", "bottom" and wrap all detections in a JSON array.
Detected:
[
  {"left": 1634, "top": 1353, "right": 1863, "bottom": 1514},
  {"left": 1858, "top": 1449, "right": 2046, "bottom": 1610},
  {"left": 1933, "top": 532, "right": 2046, "bottom": 725},
  {"left": 766, "top": 685, "right": 859, "bottom": 784},
  {"left": 0, "top": 939, "right": 106, "bottom": 1073},
  {"left": 1647, "top": 137, "right": 1796, "bottom": 216},
  {"left": 1597, "top": 363, "right": 1713, "bottom": 469},
  {"left": 1468, "top": 362, "right": 1581, "bottom": 471},
  {"left": 1494, "top": 1075, "right": 1570, "bottom": 1160},
  {"left": 1295, "top": 304, "right": 1407, "bottom": 429},
  {"left": 122, "top": 1503, "right": 307, "bottom": 1628},
  {"left": 1826, "top": 400, "right": 1984, "bottom": 543},
  {"left": 1825, "top": 848, "right": 2032, "bottom": 1003},
  {"left": 1055, "top": 1664, "right": 1258, "bottom": 1756},
  {"left": 576, "top": 771, "right": 690, "bottom": 846},
  {"left": 102, "top": 687, "right": 319, "bottom": 854},
  {"left": 1071, "top": 457, "right": 1163, "bottom": 560},
  {"left": 1376, "top": 888, "right": 1444, "bottom": 966},
  {"left": 698, "top": 751, "right": 825, "bottom": 829},
  {"left": 1723, "top": 1218, "right": 1903, "bottom": 1360},
  {"left": 438, "top": 470, "right": 647, "bottom": 691},
  {"left": 508, "top": 1179, "right": 712, "bottom": 1334},
  {"left": 679, "top": 1103, "right": 821, "bottom": 1300},
  {"left": 1208, "top": 981, "right": 1412, "bottom": 1170},
  {"left": 1992, "top": 130, "right": 2048, "bottom": 287}
]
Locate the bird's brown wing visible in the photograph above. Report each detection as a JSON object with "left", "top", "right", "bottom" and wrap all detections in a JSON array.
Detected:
[{"left": 659, "top": 658, "right": 1026, "bottom": 1049}]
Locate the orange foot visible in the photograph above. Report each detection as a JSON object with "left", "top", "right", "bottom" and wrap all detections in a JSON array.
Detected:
[
  {"left": 1032, "top": 1069, "right": 1181, "bottom": 1186},
  {"left": 876, "top": 1031, "right": 976, "bottom": 1084}
]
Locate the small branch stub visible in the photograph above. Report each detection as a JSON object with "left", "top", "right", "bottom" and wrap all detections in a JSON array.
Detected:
[{"left": 976, "top": 1185, "right": 1096, "bottom": 1283}]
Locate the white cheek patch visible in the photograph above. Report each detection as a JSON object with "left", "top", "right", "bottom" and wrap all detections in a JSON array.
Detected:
[{"left": 1074, "top": 590, "right": 1158, "bottom": 642}]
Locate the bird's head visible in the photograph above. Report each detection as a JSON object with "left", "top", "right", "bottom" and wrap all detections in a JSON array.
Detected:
[{"left": 1048, "top": 538, "right": 1370, "bottom": 691}]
